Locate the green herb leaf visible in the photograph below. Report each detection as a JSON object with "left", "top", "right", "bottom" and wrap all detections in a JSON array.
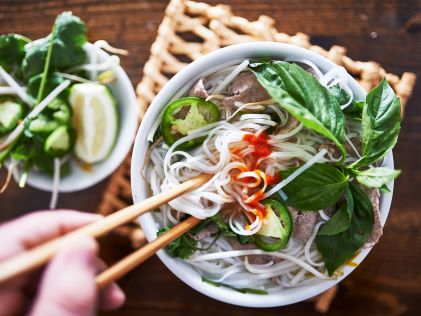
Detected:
[
  {"left": 354, "top": 167, "right": 401, "bottom": 188},
  {"left": 328, "top": 84, "right": 364, "bottom": 118},
  {"left": 250, "top": 61, "right": 346, "bottom": 160},
  {"left": 202, "top": 277, "right": 268, "bottom": 295},
  {"left": 22, "top": 12, "right": 87, "bottom": 79},
  {"left": 0, "top": 34, "right": 30, "bottom": 73},
  {"left": 379, "top": 184, "right": 391, "bottom": 193},
  {"left": 316, "top": 183, "right": 374, "bottom": 275},
  {"left": 318, "top": 187, "right": 353, "bottom": 236},
  {"left": 27, "top": 73, "right": 66, "bottom": 100},
  {"left": 157, "top": 227, "right": 197, "bottom": 259},
  {"left": 281, "top": 163, "right": 349, "bottom": 211},
  {"left": 328, "top": 84, "right": 351, "bottom": 106},
  {"left": 351, "top": 79, "right": 401, "bottom": 168}
]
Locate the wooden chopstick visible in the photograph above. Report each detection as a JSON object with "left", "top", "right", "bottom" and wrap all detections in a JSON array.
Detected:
[
  {"left": 96, "top": 216, "right": 201, "bottom": 288},
  {"left": 0, "top": 174, "right": 210, "bottom": 284}
]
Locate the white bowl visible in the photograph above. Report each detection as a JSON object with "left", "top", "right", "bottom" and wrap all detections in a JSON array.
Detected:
[
  {"left": 131, "top": 42, "right": 394, "bottom": 307},
  {"left": 21, "top": 43, "right": 139, "bottom": 192}
]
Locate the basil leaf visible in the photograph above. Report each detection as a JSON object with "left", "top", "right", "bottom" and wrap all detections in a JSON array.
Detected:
[
  {"left": 329, "top": 84, "right": 351, "bottom": 106},
  {"left": 354, "top": 167, "right": 401, "bottom": 188},
  {"left": 250, "top": 61, "right": 346, "bottom": 160},
  {"left": 281, "top": 163, "right": 348, "bottom": 211},
  {"left": 22, "top": 12, "right": 87, "bottom": 79},
  {"left": 318, "top": 187, "right": 353, "bottom": 236},
  {"left": 351, "top": 79, "right": 401, "bottom": 168},
  {"left": 328, "top": 84, "right": 364, "bottom": 118},
  {"left": 316, "top": 183, "right": 374, "bottom": 275}
]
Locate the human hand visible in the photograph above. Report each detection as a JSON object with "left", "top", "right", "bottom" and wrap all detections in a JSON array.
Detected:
[{"left": 0, "top": 210, "right": 125, "bottom": 316}]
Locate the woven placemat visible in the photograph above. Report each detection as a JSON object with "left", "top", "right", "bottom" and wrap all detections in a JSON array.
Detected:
[{"left": 98, "top": 0, "right": 416, "bottom": 311}]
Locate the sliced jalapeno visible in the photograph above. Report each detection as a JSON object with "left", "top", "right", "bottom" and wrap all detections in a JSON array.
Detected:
[
  {"left": 47, "top": 98, "right": 72, "bottom": 125},
  {"left": 44, "top": 126, "right": 75, "bottom": 157},
  {"left": 161, "top": 97, "right": 220, "bottom": 150},
  {"left": 254, "top": 199, "right": 292, "bottom": 251},
  {"left": 28, "top": 114, "right": 59, "bottom": 135},
  {"left": 0, "top": 100, "right": 24, "bottom": 134}
]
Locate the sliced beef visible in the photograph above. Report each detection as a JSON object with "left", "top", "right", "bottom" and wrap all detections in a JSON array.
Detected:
[
  {"left": 222, "top": 72, "right": 270, "bottom": 107},
  {"left": 288, "top": 207, "right": 318, "bottom": 242},
  {"left": 279, "top": 116, "right": 299, "bottom": 134},
  {"left": 345, "top": 137, "right": 362, "bottom": 156},
  {"left": 318, "top": 141, "right": 341, "bottom": 160},
  {"left": 191, "top": 224, "right": 219, "bottom": 241},
  {"left": 364, "top": 187, "right": 382, "bottom": 248},
  {"left": 189, "top": 78, "right": 209, "bottom": 99}
]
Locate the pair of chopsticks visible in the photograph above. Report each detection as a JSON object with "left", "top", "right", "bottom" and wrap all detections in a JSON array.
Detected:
[{"left": 0, "top": 174, "right": 210, "bottom": 287}]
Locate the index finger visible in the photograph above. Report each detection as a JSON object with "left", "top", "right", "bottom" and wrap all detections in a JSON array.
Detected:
[{"left": 0, "top": 210, "right": 102, "bottom": 261}]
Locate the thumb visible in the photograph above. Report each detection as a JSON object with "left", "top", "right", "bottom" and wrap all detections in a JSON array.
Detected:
[{"left": 29, "top": 236, "right": 99, "bottom": 316}]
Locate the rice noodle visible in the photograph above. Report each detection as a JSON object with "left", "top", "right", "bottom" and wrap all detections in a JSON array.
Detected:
[{"left": 190, "top": 249, "right": 329, "bottom": 279}]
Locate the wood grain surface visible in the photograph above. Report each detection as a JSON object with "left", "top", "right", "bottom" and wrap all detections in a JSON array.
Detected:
[{"left": 0, "top": 1, "right": 420, "bottom": 315}]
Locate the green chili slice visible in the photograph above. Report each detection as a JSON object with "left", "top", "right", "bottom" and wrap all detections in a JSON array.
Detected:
[
  {"left": 254, "top": 199, "right": 293, "bottom": 252},
  {"left": 160, "top": 97, "right": 220, "bottom": 150}
]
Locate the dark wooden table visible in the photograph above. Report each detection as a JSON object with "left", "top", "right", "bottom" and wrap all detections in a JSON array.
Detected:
[{"left": 1, "top": 0, "right": 420, "bottom": 315}]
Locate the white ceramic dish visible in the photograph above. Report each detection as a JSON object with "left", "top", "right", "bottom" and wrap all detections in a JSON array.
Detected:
[
  {"left": 131, "top": 42, "right": 394, "bottom": 307},
  {"left": 19, "top": 43, "right": 139, "bottom": 192}
]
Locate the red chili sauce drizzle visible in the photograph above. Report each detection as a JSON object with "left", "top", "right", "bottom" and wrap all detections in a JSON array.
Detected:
[{"left": 231, "top": 131, "right": 281, "bottom": 222}]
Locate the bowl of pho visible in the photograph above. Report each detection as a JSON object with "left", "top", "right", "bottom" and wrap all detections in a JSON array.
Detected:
[
  {"left": 0, "top": 12, "right": 138, "bottom": 208},
  {"left": 131, "top": 42, "right": 401, "bottom": 307}
]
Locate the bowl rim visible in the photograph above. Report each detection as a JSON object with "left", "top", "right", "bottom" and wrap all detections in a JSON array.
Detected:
[
  {"left": 22, "top": 42, "right": 139, "bottom": 192},
  {"left": 131, "top": 42, "right": 394, "bottom": 307}
]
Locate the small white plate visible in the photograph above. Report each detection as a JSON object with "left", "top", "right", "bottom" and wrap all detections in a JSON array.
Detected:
[{"left": 17, "top": 43, "right": 139, "bottom": 192}]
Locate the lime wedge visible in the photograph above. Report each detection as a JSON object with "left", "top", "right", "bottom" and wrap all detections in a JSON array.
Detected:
[{"left": 69, "top": 83, "right": 118, "bottom": 163}]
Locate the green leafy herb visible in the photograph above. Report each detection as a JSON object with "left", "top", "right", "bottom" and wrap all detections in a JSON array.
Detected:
[
  {"left": 354, "top": 167, "right": 401, "bottom": 188},
  {"left": 0, "top": 34, "right": 30, "bottom": 73},
  {"left": 157, "top": 227, "right": 197, "bottom": 259},
  {"left": 351, "top": 79, "right": 401, "bottom": 168},
  {"left": 27, "top": 72, "right": 66, "bottom": 101},
  {"left": 202, "top": 276, "right": 268, "bottom": 295},
  {"left": 379, "top": 184, "right": 391, "bottom": 193},
  {"left": 22, "top": 12, "right": 87, "bottom": 79},
  {"left": 328, "top": 84, "right": 351, "bottom": 106},
  {"left": 250, "top": 61, "right": 346, "bottom": 160},
  {"left": 281, "top": 163, "right": 349, "bottom": 211},
  {"left": 328, "top": 84, "right": 364, "bottom": 118},
  {"left": 316, "top": 183, "right": 374, "bottom": 275},
  {"left": 318, "top": 186, "right": 353, "bottom": 236}
]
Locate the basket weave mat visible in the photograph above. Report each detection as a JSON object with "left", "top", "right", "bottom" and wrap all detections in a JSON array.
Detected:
[{"left": 98, "top": 0, "right": 416, "bottom": 311}]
